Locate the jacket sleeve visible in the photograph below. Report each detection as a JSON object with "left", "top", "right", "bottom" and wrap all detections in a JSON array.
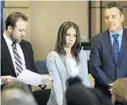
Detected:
[
  {"left": 46, "top": 51, "right": 63, "bottom": 105},
  {"left": 89, "top": 37, "right": 112, "bottom": 87}
]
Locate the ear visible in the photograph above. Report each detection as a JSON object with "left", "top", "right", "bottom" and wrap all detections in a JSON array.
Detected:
[
  {"left": 7, "top": 26, "right": 13, "bottom": 33},
  {"left": 121, "top": 14, "right": 124, "bottom": 22}
]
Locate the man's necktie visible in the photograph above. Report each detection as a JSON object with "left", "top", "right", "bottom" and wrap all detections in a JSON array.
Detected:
[
  {"left": 12, "top": 43, "right": 23, "bottom": 76},
  {"left": 112, "top": 34, "right": 119, "bottom": 64}
]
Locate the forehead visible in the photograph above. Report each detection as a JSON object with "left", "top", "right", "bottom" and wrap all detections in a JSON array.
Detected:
[
  {"left": 66, "top": 27, "right": 76, "bottom": 33},
  {"left": 15, "top": 18, "right": 28, "bottom": 29},
  {"left": 104, "top": 7, "right": 120, "bottom": 16}
]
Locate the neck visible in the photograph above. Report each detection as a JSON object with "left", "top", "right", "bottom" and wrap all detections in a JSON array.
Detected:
[
  {"left": 111, "top": 27, "right": 123, "bottom": 33},
  {"left": 64, "top": 47, "right": 72, "bottom": 58},
  {"left": 5, "top": 30, "right": 11, "bottom": 39}
]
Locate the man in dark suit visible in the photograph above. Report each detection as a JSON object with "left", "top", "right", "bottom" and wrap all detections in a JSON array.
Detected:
[
  {"left": 1, "top": 12, "right": 37, "bottom": 85},
  {"left": 1, "top": 12, "right": 51, "bottom": 89},
  {"left": 89, "top": 2, "right": 127, "bottom": 105}
]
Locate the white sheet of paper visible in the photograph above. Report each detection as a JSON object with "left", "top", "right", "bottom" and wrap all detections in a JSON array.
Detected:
[{"left": 17, "top": 69, "right": 43, "bottom": 86}]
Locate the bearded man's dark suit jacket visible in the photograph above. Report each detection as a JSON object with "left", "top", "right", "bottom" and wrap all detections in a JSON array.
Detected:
[
  {"left": 89, "top": 28, "right": 127, "bottom": 105},
  {"left": 1, "top": 35, "right": 37, "bottom": 88}
]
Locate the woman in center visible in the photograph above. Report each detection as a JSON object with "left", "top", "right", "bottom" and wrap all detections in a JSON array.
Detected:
[{"left": 46, "top": 21, "right": 90, "bottom": 105}]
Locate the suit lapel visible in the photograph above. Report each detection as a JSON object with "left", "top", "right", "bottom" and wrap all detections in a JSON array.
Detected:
[
  {"left": 20, "top": 41, "right": 28, "bottom": 69},
  {"left": 1, "top": 36, "right": 15, "bottom": 73},
  {"left": 103, "top": 31, "right": 116, "bottom": 64},
  {"left": 118, "top": 29, "right": 127, "bottom": 65}
]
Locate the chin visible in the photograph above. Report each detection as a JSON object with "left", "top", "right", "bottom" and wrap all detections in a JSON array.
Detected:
[
  {"left": 16, "top": 39, "right": 22, "bottom": 43},
  {"left": 69, "top": 45, "right": 74, "bottom": 48},
  {"left": 109, "top": 28, "right": 117, "bottom": 32},
  {"left": 66, "top": 46, "right": 73, "bottom": 48}
]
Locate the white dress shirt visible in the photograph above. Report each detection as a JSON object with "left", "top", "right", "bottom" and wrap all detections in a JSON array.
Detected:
[{"left": 3, "top": 32, "right": 26, "bottom": 75}]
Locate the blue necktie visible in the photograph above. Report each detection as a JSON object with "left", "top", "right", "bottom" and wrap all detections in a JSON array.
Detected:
[{"left": 112, "top": 34, "right": 119, "bottom": 64}]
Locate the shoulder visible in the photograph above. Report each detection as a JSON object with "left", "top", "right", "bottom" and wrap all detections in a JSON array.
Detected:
[
  {"left": 92, "top": 30, "right": 109, "bottom": 40},
  {"left": 20, "top": 40, "right": 31, "bottom": 47},
  {"left": 47, "top": 51, "right": 59, "bottom": 60},
  {"left": 123, "top": 28, "right": 127, "bottom": 33},
  {"left": 21, "top": 39, "right": 30, "bottom": 44},
  {"left": 47, "top": 51, "right": 58, "bottom": 57},
  {"left": 20, "top": 40, "right": 33, "bottom": 52},
  {"left": 124, "top": 28, "right": 127, "bottom": 30},
  {"left": 91, "top": 30, "right": 109, "bottom": 44}
]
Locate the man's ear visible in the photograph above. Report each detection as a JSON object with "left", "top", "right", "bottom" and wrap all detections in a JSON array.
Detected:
[
  {"left": 121, "top": 14, "right": 124, "bottom": 22},
  {"left": 7, "top": 26, "right": 13, "bottom": 33}
]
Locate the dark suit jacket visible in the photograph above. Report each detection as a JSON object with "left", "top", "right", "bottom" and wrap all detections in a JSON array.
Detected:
[
  {"left": 1, "top": 35, "right": 37, "bottom": 78},
  {"left": 89, "top": 28, "right": 127, "bottom": 91}
]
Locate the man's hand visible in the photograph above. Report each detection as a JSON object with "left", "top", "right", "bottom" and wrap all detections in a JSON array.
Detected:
[
  {"left": 1, "top": 76, "right": 17, "bottom": 85},
  {"left": 108, "top": 83, "right": 114, "bottom": 93},
  {"left": 108, "top": 83, "right": 113, "bottom": 87},
  {"left": 41, "top": 74, "right": 52, "bottom": 86},
  {"left": 38, "top": 74, "right": 52, "bottom": 89}
]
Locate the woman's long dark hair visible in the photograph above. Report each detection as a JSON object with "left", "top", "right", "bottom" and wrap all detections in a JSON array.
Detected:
[{"left": 55, "top": 21, "right": 81, "bottom": 63}]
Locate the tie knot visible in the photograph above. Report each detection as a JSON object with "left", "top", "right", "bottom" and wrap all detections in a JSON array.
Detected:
[
  {"left": 12, "top": 41, "right": 17, "bottom": 48},
  {"left": 112, "top": 34, "right": 119, "bottom": 40}
]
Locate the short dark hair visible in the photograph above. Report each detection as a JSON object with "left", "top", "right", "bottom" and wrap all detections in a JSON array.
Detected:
[
  {"left": 5, "top": 12, "right": 28, "bottom": 30},
  {"left": 106, "top": 2, "right": 123, "bottom": 13},
  {"left": 66, "top": 77, "right": 101, "bottom": 105},
  {"left": 2, "top": 81, "right": 31, "bottom": 94},
  {"left": 55, "top": 21, "right": 81, "bottom": 63},
  {"left": 1, "top": 81, "right": 37, "bottom": 105}
]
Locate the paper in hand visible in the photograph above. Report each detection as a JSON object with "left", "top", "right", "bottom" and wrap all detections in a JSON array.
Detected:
[{"left": 17, "top": 69, "right": 45, "bottom": 86}]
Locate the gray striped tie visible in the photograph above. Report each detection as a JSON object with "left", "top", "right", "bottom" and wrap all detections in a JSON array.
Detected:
[{"left": 12, "top": 43, "right": 23, "bottom": 76}]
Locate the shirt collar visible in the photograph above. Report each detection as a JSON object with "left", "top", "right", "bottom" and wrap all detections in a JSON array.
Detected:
[
  {"left": 3, "top": 32, "right": 13, "bottom": 46},
  {"left": 109, "top": 28, "right": 123, "bottom": 37}
]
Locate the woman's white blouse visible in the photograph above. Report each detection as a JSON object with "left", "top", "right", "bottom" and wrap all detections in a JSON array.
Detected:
[{"left": 65, "top": 57, "right": 79, "bottom": 77}]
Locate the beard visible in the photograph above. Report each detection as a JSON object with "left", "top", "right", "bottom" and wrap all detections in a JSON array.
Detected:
[{"left": 10, "top": 34, "right": 21, "bottom": 43}]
